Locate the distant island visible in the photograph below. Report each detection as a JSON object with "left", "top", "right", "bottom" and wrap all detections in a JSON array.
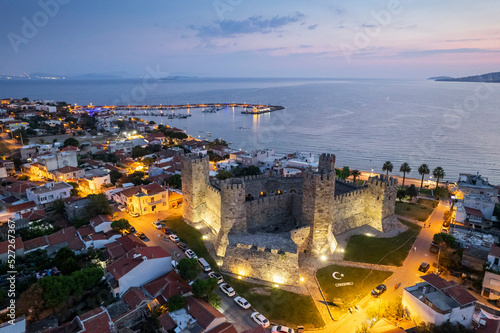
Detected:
[
  {"left": 160, "top": 75, "right": 198, "bottom": 80},
  {"left": 430, "top": 72, "right": 500, "bottom": 83}
]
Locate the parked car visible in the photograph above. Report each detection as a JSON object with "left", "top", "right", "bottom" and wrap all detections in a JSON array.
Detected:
[
  {"left": 129, "top": 226, "right": 136, "bottom": 233},
  {"left": 371, "top": 284, "right": 387, "bottom": 297},
  {"left": 152, "top": 221, "right": 162, "bottom": 229},
  {"left": 177, "top": 242, "right": 188, "bottom": 251},
  {"left": 251, "top": 312, "right": 270, "bottom": 328},
  {"left": 185, "top": 249, "right": 197, "bottom": 259},
  {"left": 418, "top": 262, "right": 430, "bottom": 273},
  {"left": 128, "top": 211, "right": 140, "bottom": 218},
  {"left": 271, "top": 326, "right": 295, "bottom": 333},
  {"left": 234, "top": 296, "right": 251, "bottom": 309},
  {"left": 219, "top": 283, "right": 235, "bottom": 297},
  {"left": 208, "top": 272, "right": 224, "bottom": 284},
  {"left": 169, "top": 234, "right": 180, "bottom": 242},
  {"left": 297, "top": 326, "right": 304, "bottom": 333},
  {"left": 136, "top": 232, "right": 146, "bottom": 240},
  {"left": 117, "top": 205, "right": 126, "bottom": 212},
  {"left": 44, "top": 207, "right": 55, "bottom": 213},
  {"left": 161, "top": 227, "right": 174, "bottom": 235}
]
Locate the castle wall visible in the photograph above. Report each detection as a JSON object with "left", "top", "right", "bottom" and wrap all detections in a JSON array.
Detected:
[
  {"left": 204, "top": 185, "right": 222, "bottom": 234},
  {"left": 245, "top": 193, "right": 294, "bottom": 231},
  {"left": 243, "top": 175, "right": 303, "bottom": 199},
  {"left": 221, "top": 244, "right": 299, "bottom": 286},
  {"left": 332, "top": 189, "right": 367, "bottom": 234},
  {"left": 181, "top": 155, "right": 209, "bottom": 223}
]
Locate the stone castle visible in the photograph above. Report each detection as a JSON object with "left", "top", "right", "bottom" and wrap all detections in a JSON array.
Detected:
[{"left": 181, "top": 153, "right": 399, "bottom": 286}]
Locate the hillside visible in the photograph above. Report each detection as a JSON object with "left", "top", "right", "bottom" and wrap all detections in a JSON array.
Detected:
[{"left": 434, "top": 72, "right": 500, "bottom": 82}]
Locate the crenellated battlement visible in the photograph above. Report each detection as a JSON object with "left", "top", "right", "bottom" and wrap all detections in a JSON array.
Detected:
[
  {"left": 367, "top": 174, "right": 398, "bottom": 187},
  {"left": 303, "top": 172, "right": 335, "bottom": 181},
  {"left": 207, "top": 185, "right": 221, "bottom": 196},
  {"left": 334, "top": 188, "right": 366, "bottom": 201},
  {"left": 181, "top": 153, "right": 209, "bottom": 164},
  {"left": 245, "top": 192, "right": 292, "bottom": 206},
  {"left": 240, "top": 174, "right": 268, "bottom": 182},
  {"left": 336, "top": 178, "right": 360, "bottom": 187}
]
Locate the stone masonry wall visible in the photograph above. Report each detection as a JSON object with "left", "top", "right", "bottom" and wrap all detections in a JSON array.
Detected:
[
  {"left": 243, "top": 175, "right": 303, "bottom": 199},
  {"left": 204, "top": 185, "right": 222, "bottom": 234},
  {"left": 331, "top": 189, "right": 367, "bottom": 234},
  {"left": 181, "top": 154, "right": 209, "bottom": 222},
  {"left": 221, "top": 244, "right": 300, "bottom": 286},
  {"left": 245, "top": 193, "right": 294, "bottom": 231}
]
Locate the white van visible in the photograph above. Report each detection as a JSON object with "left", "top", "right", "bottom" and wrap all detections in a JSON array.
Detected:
[{"left": 198, "top": 258, "right": 211, "bottom": 272}]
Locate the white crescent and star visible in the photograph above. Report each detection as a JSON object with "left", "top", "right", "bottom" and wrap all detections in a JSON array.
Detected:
[{"left": 332, "top": 272, "right": 344, "bottom": 280}]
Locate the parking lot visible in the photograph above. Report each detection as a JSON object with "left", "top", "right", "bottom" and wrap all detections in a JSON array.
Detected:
[{"left": 114, "top": 209, "right": 275, "bottom": 332}]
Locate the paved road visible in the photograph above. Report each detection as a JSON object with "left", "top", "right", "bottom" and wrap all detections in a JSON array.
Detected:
[
  {"left": 117, "top": 209, "right": 262, "bottom": 332},
  {"left": 326, "top": 200, "right": 447, "bottom": 332}
]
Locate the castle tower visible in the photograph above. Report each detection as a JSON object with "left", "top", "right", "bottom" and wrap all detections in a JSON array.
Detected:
[
  {"left": 181, "top": 154, "right": 209, "bottom": 223},
  {"left": 365, "top": 174, "right": 398, "bottom": 231},
  {"left": 302, "top": 153, "right": 337, "bottom": 256},
  {"left": 215, "top": 178, "right": 247, "bottom": 256}
]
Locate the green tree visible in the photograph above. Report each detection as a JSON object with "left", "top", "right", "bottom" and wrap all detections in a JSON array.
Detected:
[
  {"left": 397, "top": 187, "right": 407, "bottom": 202},
  {"left": 177, "top": 258, "right": 202, "bottom": 281},
  {"left": 216, "top": 169, "right": 234, "bottom": 180},
  {"left": 191, "top": 278, "right": 218, "bottom": 298},
  {"left": 399, "top": 162, "right": 411, "bottom": 186},
  {"left": 418, "top": 164, "right": 430, "bottom": 189},
  {"left": 382, "top": 161, "right": 393, "bottom": 179},
  {"left": 38, "top": 275, "right": 71, "bottom": 308},
  {"left": 86, "top": 193, "right": 112, "bottom": 218},
  {"left": 53, "top": 198, "right": 65, "bottom": 214},
  {"left": 433, "top": 166, "right": 445, "bottom": 189},
  {"left": 167, "top": 174, "right": 182, "bottom": 189},
  {"left": 167, "top": 294, "right": 186, "bottom": 311},
  {"left": 131, "top": 145, "right": 147, "bottom": 158},
  {"left": 350, "top": 169, "right": 361, "bottom": 183},
  {"left": 110, "top": 169, "right": 123, "bottom": 184},
  {"left": 433, "top": 233, "right": 457, "bottom": 249},
  {"left": 63, "top": 137, "right": 80, "bottom": 147},
  {"left": 54, "top": 247, "right": 80, "bottom": 275},
  {"left": 406, "top": 184, "right": 419, "bottom": 201},
  {"left": 142, "top": 157, "right": 155, "bottom": 167},
  {"left": 207, "top": 292, "right": 221, "bottom": 309},
  {"left": 242, "top": 165, "right": 261, "bottom": 176},
  {"left": 67, "top": 181, "right": 79, "bottom": 196},
  {"left": 434, "top": 186, "right": 450, "bottom": 200},
  {"left": 111, "top": 218, "right": 131, "bottom": 231},
  {"left": 17, "top": 283, "right": 45, "bottom": 320},
  {"left": 149, "top": 120, "right": 156, "bottom": 125},
  {"left": 341, "top": 166, "right": 350, "bottom": 179}
]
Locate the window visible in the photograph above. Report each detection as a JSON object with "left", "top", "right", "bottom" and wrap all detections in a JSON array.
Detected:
[{"left": 151, "top": 197, "right": 154, "bottom": 203}]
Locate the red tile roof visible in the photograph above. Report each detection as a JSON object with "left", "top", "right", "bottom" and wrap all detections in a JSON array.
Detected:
[
  {"left": 141, "top": 182, "right": 166, "bottom": 196},
  {"left": 7, "top": 201, "right": 37, "bottom": 213},
  {"left": 20, "top": 209, "right": 46, "bottom": 221},
  {"left": 77, "top": 307, "right": 114, "bottom": 333},
  {"left": 77, "top": 225, "right": 95, "bottom": 237},
  {"left": 158, "top": 313, "right": 176, "bottom": 331},
  {"left": 90, "top": 215, "right": 112, "bottom": 227},
  {"left": 122, "top": 287, "right": 150, "bottom": 309},
  {"left": 489, "top": 244, "right": 500, "bottom": 258},
  {"left": 104, "top": 242, "right": 127, "bottom": 260},
  {"left": 60, "top": 146, "right": 78, "bottom": 152},
  {"left": 0, "top": 237, "right": 23, "bottom": 255},
  {"left": 142, "top": 271, "right": 191, "bottom": 299},
  {"left": 107, "top": 247, "right": 170, "bottom": 280},
  {"left": 421, "top": 273, "right": 477, "bottom": 306},
  {"left": 53, "top": 166, "right": 83, "bottom": 173},
  {"left": 23, "top": 236, "right": 49, "bottom": 251},
  {"left": 117, "top": 234, "right": 146, "bottom": 252},
  {"left": 186, "top": 297, "right": 224, "bottom": 329},
  {"left": 465, "top": 207, "right": 483, "bottom": 217},
  {"left": 5, "top": 181, "right": 37, "bottom": 195},
  {"left": 48, "top": 226, "right": 77, "bottom": 246},
  {"left": 209, "top": 323, "right": 238, "bottom": 333}
]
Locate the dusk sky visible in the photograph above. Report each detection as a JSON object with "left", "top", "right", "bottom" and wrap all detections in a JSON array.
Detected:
[{"left": 1, "top": 0, "right": 499, "bottom": 78}]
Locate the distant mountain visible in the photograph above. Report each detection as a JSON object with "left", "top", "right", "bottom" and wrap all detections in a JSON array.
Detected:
[
  {"left": 160, "top": 75, "right": 198, "bottom": 80},
  {"left": 428, "top": 76, "right": 453, "bottom": 80},
  {"left": 434, "top": 72, "right": 500, "bottom": 83}
]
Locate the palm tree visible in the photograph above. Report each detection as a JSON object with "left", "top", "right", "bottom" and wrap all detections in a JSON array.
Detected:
[
  {"left": 433, "top": 166, "right": 445, "bottom": 189},
  {"left": 382, "top": 161, "right": 393, "bottom": 179},
  {"left": 351, "top": 169, "right": 361, "bottom": 183},
  {"left": 418, "top": 164, "right": 430, "bottom": 189},
  {"left": 399, "top": 162, "right": 411, "bottom": 186}
]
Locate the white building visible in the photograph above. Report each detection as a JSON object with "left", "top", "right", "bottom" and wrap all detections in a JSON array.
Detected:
[
  {"left": 26, "top": 182, "right": 73, "bottom": 207},
  {"left": 35, "top": 149, "right": 78, "bottom": 171},
  {"left": 482, "top": 245, "right": 500, "bottom": 300},
  {"left": 79, "top": 169, "right": 111, "bottom": 194},
  {"left": 403, "top": 274, "right": 477, "bottom": 328},
  {"left": 106, "top": 246, "right": 172, "bottom": 296},
  {"left": 108, "top": 141, "right": 134, "bottom": 155},
  {"left": 457, "top": 173, "right": 498, "bottom": 220}
]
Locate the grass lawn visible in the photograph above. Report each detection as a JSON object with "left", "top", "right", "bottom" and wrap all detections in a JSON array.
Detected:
[
  {"left": 419, "top": 188, "right": 433, "bottom": 196},
  {"left": 343, "top": 219, "right": 421, "bottom": 266},
  {"left": 316, "top": 265, "right": 392, "bottom": 318},
  {"left": 395, "top": 199, "right": 437, "bottom": 221},
  {"left": 161, "top": 214, "right": 219, "bottom": 271},
  {"left": 223, "top": 275, "right": 325, "bottom": 329}
]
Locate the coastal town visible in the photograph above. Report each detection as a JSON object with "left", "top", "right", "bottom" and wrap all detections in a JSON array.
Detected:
[{"left": 1, "top": 97, "right": 500, "bottom": 333}]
